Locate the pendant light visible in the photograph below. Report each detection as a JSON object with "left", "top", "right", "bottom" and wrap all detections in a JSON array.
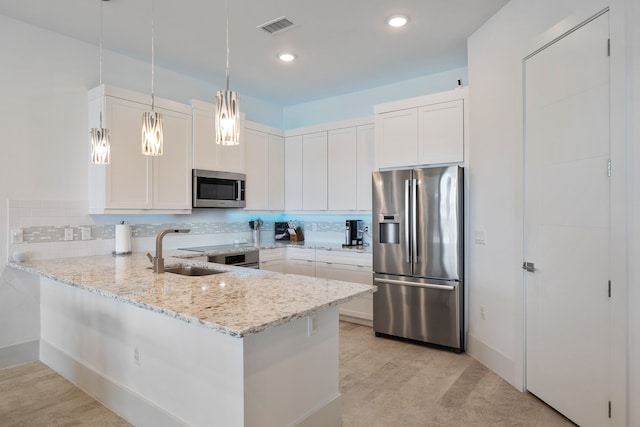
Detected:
[
  {"left": 215, "top": 0, "right": 240, "bottom": 145},
  {"left": 141, "top": 0, "right": 163, "bottom": 156},
  {"left": 90, "top": 0, "right": 111, "bottom": 165}
]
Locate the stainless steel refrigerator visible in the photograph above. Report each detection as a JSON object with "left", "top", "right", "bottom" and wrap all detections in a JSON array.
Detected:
[{"left": 372, "top": 165, "right": 463, "bottom": 352}]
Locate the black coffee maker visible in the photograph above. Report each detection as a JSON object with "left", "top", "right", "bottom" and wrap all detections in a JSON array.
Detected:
[{"left": 344, "top": 220, "right": 364, "bottom": 247}]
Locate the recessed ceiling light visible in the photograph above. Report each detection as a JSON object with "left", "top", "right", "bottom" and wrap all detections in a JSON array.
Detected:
[
  {"left": 279, "top": 52, "right": 296, "bottom": 62},
  {"left": 387, "top": 15, "right": 408, "bottom": 28}
]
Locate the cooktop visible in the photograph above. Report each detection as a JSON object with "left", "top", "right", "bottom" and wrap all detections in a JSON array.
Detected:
[{"left": 178, "top": 243, "right": 254, "bottom": 253}]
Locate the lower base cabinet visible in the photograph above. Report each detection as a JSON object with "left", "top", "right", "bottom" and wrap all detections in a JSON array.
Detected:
[{"left": 259, "top": 248, "right": 286, "bottom": 273}]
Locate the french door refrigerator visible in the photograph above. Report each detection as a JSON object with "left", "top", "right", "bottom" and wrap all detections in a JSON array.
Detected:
[{"left": 372, "top": 165, "right": 463, "bottom": 352}]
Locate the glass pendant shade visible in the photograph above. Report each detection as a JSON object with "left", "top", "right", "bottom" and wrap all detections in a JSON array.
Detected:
[
  {"left": 215, "top": 89, "right": 240, "bottom": 145},
  {"left": 141, "top": 111, "right": 164, "bottom": 156},
  {"left": 90, "top": 127, "right": 111, "bottom": 164}
]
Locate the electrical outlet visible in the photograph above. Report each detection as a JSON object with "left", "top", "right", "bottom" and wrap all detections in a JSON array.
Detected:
[
  {"left": 64, "top": 228, "right": 74, "bottom": 241},
  {"left": 134, "top": 347, "right": 141, "bottom": 365},
  {"left": 80, "top": 227, "right": 91, "bottom": 241},
  {"left": 10, "top": 228, "right": 23, "bottom": 244},
  {"left": 480, "top": 306, "right": 486, "bottom": 320}
]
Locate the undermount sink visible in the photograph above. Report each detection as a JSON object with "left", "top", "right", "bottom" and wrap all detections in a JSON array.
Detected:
[{"left": 164, "top": 264, "right": 226, "bottom": 277}]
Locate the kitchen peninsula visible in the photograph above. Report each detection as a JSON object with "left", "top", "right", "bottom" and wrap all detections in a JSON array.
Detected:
[{"left": 10, "top": 253, "right": 375, "bottom": 427}]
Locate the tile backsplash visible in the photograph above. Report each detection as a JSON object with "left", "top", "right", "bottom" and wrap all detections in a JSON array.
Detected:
[{"left": 7, "top": 199, "right": 371, "bottom": 262}]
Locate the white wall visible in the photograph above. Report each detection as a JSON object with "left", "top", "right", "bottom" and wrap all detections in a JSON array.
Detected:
[
  {"left": 467, "top": 0, "right": 634, "bottom": 424},
  {"left": 282, "top": 67, "right": 468, "bottom": 129},
  {"left": 627, "top": 0, "right": 640, "bottom": 422}
]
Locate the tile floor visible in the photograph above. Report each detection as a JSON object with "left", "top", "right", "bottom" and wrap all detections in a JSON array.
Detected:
[{"left": 0, "top": 322, "right": 575, "bottom": 426}]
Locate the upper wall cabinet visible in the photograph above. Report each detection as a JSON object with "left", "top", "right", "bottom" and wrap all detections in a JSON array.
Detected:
[
  {"left": 88, "top": 85, "right": 192, "bottom": 214},
  {"left": 192, "top": 100, "right": 245, "bottom": 174},
  {"left": 284, "top": 117, "right": 374, "bottom": 212},
  {"left": 374, "top": 87, "right": 467, "bottom": 169},
  {"left": 244, "top": 122, "right": 284, "bottom": 211}
]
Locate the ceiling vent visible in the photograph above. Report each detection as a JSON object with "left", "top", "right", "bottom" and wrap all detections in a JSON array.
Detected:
[{"left": 257, "top": 16, "right": 295, "bottom": 35}]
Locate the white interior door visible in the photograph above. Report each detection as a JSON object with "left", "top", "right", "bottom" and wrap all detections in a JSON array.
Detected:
[{"left": 524, "top": 12, "right": 610, "bottom": 427}]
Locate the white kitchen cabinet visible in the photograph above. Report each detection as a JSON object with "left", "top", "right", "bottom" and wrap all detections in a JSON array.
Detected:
[
  {"left": 244, "top": 125, "right": 284, "bottom": 211},
  {"left": 328, "top": 128, "right": 357, "bottom": 210},
  {"left": 88, "top": 85, "right": 192, "bottom": 214},
  {"left": 284, "top": 135, "right": 303, "bottom": 211},
  {"left": 315, "top": 250, "right": 373, "bottom": 325},
  {"left": 374, "top": 88, "right": 467, "bottom": 169},
  {"left": 375, "top": 108, "right": 418, "bottom": 169},
  {"left": 259, "top": 248, "right": 286, "bottom": 273},
  {"left": 286, "top": 247, "right": 316, "bottom": 276},
  {"left": 418, "top": 99, "right": 464, "bottom": 165},
  {"left": 356, "top": 124, "right": 375, "bottom": 210},
  {"left": 191, "top": 100, "right": 245, "bottom": 174},
  {"left": 302, "top": 132, "right": 328, "bottom": 210}
]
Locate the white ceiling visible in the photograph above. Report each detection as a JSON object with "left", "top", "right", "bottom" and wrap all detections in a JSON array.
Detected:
[{"left": 0, "top": 0, "right": 508, "bottom": 106}]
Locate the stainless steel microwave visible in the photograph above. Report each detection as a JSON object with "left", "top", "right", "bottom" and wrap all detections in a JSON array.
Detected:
[{"left": 192, "top": 169, "right": 246, "bottom": 208}]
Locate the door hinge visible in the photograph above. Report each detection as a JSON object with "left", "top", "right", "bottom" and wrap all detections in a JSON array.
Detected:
[
  {"left": 607, "top": 38, "right": 611, "bottom": 57},
  {"left": 608, "top": 159, "right": 611, "bottom": 177},
  {"left": 608, "top": 280, "right": 611, "bottom": 298},
  {"left": 609, "top": 400, "right": 612, "bottom": 418}
]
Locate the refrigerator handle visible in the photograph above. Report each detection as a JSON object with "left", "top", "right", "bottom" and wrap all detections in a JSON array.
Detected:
[
  {"left": 412, "top": 178, "right": 418, "bottom": 265},
  {"left": 374, "top": 277, "right": 456, "bottom": 291},
  {"left": 404, "top": 179, "right": 410, "bottom": 264}
]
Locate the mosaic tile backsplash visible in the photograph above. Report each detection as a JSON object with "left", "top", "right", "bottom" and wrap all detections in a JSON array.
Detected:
[{"left": 7, "top": 199, "right": 371, "bottom": 261}]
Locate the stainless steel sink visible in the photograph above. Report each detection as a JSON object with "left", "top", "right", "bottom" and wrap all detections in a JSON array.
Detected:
[{"left": 164, "top": 264, "right": 226, "bottom": 276}]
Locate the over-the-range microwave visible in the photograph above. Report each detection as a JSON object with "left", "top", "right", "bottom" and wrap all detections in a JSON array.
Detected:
[{"left": 192, "top": 169, "right": 246, "bottom": 208}]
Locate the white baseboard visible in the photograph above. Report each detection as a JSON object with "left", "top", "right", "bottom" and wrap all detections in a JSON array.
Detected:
[
  {"left": 292, "top": 394, "right": 342, "bottom": 427},
  {"left": 0, "top": 340, "right": 39, "bottom": 369},
  {"left": 40, "top": 339, "right": 187, "bottom": 427},
  {"left": 339, "top": 314, "right": 373, "bottom": 327},
  {"left": 466, "top": 333, "right": 520, "bottom": 390}
]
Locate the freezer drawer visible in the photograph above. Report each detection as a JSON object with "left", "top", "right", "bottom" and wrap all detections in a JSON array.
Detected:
[{"left": 373, "top": 274, "right": 462, "bottom": 351}]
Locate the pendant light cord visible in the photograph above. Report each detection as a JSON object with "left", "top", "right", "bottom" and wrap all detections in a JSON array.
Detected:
[
  {"left": 99, "top": 0, "right": 104, "bottom": 128},
  {"left": 225, "top": 0, "right": 230, "bottom": 91},
  {"left": 151, "top": 0, "right": 155, "bottom": 111}
]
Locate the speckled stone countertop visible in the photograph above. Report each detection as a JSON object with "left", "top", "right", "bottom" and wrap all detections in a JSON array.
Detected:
[
  {"left": 173, "top": 241, "right": 372, "bottom": 258},
  {"left": 9, "top": 253, "right": 375, "bottom": 338}
]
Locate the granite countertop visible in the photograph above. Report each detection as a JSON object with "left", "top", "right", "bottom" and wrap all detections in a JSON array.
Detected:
[
  {"left": 173, "top": 241, "right": 372, "bottom": 258},
  {"left": 9, "top": 253, "right": 375, "bottom": 338}
]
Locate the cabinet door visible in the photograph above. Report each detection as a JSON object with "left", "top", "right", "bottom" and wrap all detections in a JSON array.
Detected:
[
  {"left": 315, "top": 260, "right": 373, "bottom": 322},
  {"left": 287, "top": 259, "right": 316, "bottom": 276},
  {"left": 418, "top": 99, "right": 464, "bottom": 165},
  {"left": 192, "top": 106, "right": 217, "bottom": 171},
  {"left": 356, "top": 124, "right": 375, "bottom": 210},
  {"left": 104, "top": 96, "right": 152, "bottom": 209},
  {"left": 284, "top": 136, "right": 303, "bottom": 211},
  {"left": 267, "top": 134, "right": 285, "bottom": 210},
  {"left": 375, "top": 108, "right": 418, "bottom": 169},
  {"left": 153, "top": 107, "right": 192, "bottom": 210},
  {"left": 244, "top": 129, "right": 269, "bottom": 210},
  {"left": 328, "top": 128, "right": 357, "bottom": 210},
  {"left": 302, "top": 132, "right": 328, "bottom": 210}
]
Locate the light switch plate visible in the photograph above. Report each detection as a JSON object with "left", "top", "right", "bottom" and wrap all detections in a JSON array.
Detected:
[
  {"left": 474, "top": 230, "right": 486, "bottom": 245},
  {"left": 80, "top": 227, "right": 91, "bottom": 241}
]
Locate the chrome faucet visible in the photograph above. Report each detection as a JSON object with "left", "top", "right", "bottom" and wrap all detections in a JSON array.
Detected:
[{"left": 151, "top": 228, "right": 190, "bottom": 273}]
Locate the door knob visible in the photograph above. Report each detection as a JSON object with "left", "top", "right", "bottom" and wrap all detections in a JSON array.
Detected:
[{"left": 522, "top": 262, "right": 536, "bottom": 272}]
